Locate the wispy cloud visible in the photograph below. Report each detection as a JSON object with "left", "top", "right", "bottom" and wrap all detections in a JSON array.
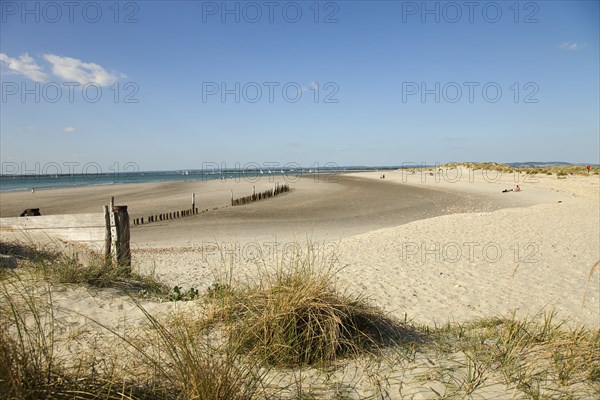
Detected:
[
  {"left": 64, "top": 127, "right": 76, "bottom": 133},
  {"left": 1, "top": 52, "right": 124, "bottom": 86},
  {"left": 44, "top": 54, "right": 121, "bottom": 86},
  {"left": 0, "top": 53, "right": 47, "bottom": 82},
  {"left": 560, "top": 42, "right": 587, "bottom": 51}
]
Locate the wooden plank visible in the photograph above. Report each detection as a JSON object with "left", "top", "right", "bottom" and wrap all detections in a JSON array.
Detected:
[
  {"left": 27, "top": 227, "right": 106, "bottom": 242},
  {"left": 0, "top": 213, "right": 106, "bottom": 230}
]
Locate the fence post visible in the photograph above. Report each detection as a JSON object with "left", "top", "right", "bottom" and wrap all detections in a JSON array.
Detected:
[
  {"left": 192, "top": 193, "right": 196, "bottom": 214},
  {"left": 103, "top": 205, "right": 111, "bottom": 262},
  {"left": 112, "top": 205, "right": 131, "bottom": 269},
  {"left": 110, "top": 208, "right": 119, "bottom": 263}
]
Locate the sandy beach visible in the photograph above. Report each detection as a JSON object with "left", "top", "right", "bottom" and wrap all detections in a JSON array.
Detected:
[
  {"left": 2, "top": 168, "right": 598, "bottom": 327},
  {"left": 2, "top": 167, "right": 599, "bottom": 399}
]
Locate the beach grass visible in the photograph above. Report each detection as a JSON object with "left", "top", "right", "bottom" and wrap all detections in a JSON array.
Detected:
[
  {"left": 1, "top": 239, "right": 169, "bottom": 297},
  {"left": 202, "top": 244, "right": 409, "bottom": 368},
  {"left": 1, "top": 240, "right": 599, "bottom": 399},
  {"left": 422, "top": 311, "right": 600, "bottom": 398}
]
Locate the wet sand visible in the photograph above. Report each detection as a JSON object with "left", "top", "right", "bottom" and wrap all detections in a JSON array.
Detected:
[{"left": 2, "top": 174, "right": 535, "bottom": 247}]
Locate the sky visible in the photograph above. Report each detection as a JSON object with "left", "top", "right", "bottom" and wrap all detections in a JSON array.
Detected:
[{"left": 1, "top": 0, "right": 599, "bottom": 173}]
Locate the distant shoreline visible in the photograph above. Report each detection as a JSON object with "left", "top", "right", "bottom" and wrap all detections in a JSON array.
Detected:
[
  {"left": 2, "top": 162, "right": 597, "bottom": 193},
  {"left": 0, "top": 168, "right": 380, "bottom": 193}
]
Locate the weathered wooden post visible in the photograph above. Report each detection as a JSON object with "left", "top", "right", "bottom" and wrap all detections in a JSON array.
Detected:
[
  {"left": 110, "top": 207, "right": 118, "bottom": 262},
  {"left": 192, "top": 193, "right": 196, "bottom": 214},
  {"left": 112, "top": 205, "right": 131, "bottom": 269},
  {"left": 103, "top": 205, "right": 111, "bottom": 262},
  {"left": 253, "top": 185, "right": 256, "bottom": 201},
  {"left": 231, "top": 189, "right": 234, "bottom": 206}
]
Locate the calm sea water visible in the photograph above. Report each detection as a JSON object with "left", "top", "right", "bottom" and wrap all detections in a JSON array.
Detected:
[{"left": 0, "top": 168, "right": 383, "bottom": 192}]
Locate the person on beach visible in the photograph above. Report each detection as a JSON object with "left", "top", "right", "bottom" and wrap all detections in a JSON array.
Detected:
[
  {"left": 502, "top": 185, "right": 521, "bottom": 193},
  {"left": 31, "top": 188, "right": 35, "bottom": 194}
]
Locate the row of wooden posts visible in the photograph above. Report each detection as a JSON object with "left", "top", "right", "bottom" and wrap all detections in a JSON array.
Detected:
[
  {"left": 132, "top": 209, "right": 200, "bottom": 226},
  {"left": 231, "top": 183, "right": 290, "bottom": 206},
  {"left": 131, "top": 185, "right": 290, "bottom": 226},
  {"left": 131, "top": 193, "right": 198, "bottom": 226},
  {"left": 12, "top": 186, "right": 291, "bottom": 269}
]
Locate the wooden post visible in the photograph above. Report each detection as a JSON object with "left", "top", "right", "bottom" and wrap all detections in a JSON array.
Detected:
[
  {"left": 110, "top": 208, "right": 119, "bottom": 263},
  {"left": 112, "top": 205, "right": 131, "bottom": 269},
  {"left": 103, "top": 205, "right": 111, "bottom": 262},
  {"left": 253, "top": 185, "right": 256, "bottom": 201},
  {"left": 192, "top": 193, "right": 196, "bottom": 214},
  {"left": 231, "top": 189, "right": 234, "bottom": 206}
]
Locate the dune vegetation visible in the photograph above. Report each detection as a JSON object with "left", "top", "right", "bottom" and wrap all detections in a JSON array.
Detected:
[
  {"left": 439, "top": 162, "right": 600, "bottom": 177},
  {"left": 1, "top": 241, "right": 599, "bottom": 399}
]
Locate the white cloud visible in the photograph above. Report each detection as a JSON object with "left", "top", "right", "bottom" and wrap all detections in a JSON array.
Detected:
[
  {"left": 0, "top": 53, "right": 124, "bottom": 85},
  {"left": 0, "top": 53, "right": 47, "bottom": 82},
  {"left": 560, "top": 42, "right": 587, "bottom": 51},
  {"left": 64, "top": 127, "right": 76, "bottom": 133},
  {"left": 44, "top": 54, "right": 120, "bottom": 86}
]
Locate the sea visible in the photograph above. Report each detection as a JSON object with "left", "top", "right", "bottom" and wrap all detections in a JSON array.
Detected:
[{"left": 0, "top": 167, "right": 396, "bottom": 192}]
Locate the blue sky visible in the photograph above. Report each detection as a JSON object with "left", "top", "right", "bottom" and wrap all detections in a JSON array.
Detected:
[{"left": 1, "top": 0, "right": 598, "bottom": 172}]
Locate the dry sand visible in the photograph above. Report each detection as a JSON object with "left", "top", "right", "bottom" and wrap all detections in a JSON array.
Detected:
[
  {"left": 2, "top": 167, "right": 599, "bottom": 399},
  {"left": 337, "top": 169, "right": 599, "bottom": 327},
  {"left": 1, "top": 168, "right": 599, "bottom": 328}
]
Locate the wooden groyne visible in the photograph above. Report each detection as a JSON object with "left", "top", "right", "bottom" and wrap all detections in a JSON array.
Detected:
[
  {"left": 1, "top": 199, "right": 131, "bottom": 267},
  {"left": 132, "top": 207, "right": 199, "bottom": 226},
  {"left": 131, "top": 193, "right": 200, "bottom": 226},
  {"left": 231, "top": 183, "right": 290, "bottom": 206},
  {"left": 132, "top": 185, "right": 291, "bottom": 226}
]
